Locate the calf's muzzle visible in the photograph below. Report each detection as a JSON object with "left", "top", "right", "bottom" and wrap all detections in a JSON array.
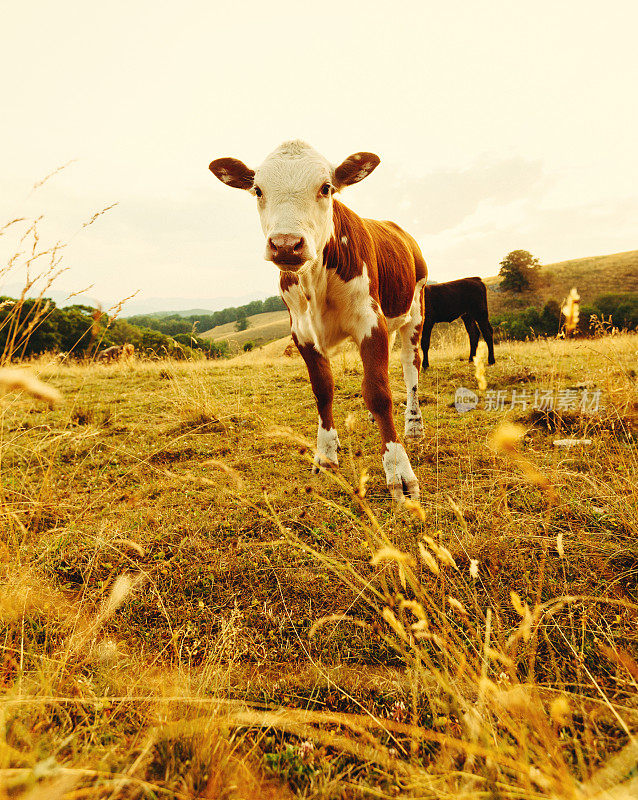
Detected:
[{"left": 267, "top": 234, "right": 306, "bottom": 267}]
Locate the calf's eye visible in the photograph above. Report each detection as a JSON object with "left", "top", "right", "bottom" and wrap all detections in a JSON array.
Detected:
[
  {"left": 254, "top": 186, "right": 263, "bottom": 198},
  {"left": 320, "top": 183, "right": 331, "bottom": 197}
]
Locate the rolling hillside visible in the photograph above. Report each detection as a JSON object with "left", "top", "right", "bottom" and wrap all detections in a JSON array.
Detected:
[
  {"left": 202, "top": 249, "right": 638, "bottom": 350},
  {"left": 201, "top": 309, "right": 290, "bottom": 350},
  {"left": 484, "top": 248, "right": 638, "bottom": 314}
]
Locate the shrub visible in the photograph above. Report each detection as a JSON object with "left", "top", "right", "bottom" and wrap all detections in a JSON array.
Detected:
[
  {"left": 492, "top": 292, "right": 638, "bottom": 341},
  {"left": 594, "top": 293, "right": 638, "bottom": 329}
]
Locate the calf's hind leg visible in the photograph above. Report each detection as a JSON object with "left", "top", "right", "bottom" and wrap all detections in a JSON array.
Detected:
[
  {"left": 476, "top": 313, "right": 496, "bottom": 365},
  {"left": 462, "top": 314, "right": 481, "bottom": 363}
]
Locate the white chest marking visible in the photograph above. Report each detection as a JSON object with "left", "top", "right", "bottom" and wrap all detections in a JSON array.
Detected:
[{"left": 283, "top": 262, "right": 379, "bottom": 355}]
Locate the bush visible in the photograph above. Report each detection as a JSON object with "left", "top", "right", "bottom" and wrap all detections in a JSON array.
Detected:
[
  {"left": 173, "top": 333, "right": 230, "bottom": 359},
  {"left": 492, "top": 292, "right": 638, "bottom": 341},
  {"left": 593, "top": 293, "right": 638, "bottom": 329},
  {"left": 235, "top": 313, "right": 249, "bottom": 332}
]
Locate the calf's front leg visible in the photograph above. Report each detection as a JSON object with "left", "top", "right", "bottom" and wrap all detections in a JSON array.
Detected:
[
  {"left": 359, "top": 321, "right": 419, "bottom": 501},
  {"left": 294, "top": 336, "right": 340, "bottom": 471}
]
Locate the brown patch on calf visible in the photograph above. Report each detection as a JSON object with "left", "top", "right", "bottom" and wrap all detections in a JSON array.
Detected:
[
  {"left": 324, "top": 201, "right": 428, "bottom": 320},
  {"left": 323, "top": 200, "right": 374, "bottom": 284},
  {"left": 279, "top": 271, "right": 299, "bottom": 293},
  {"left": 369, "top": 220, "right": 425, "bottom": 318},
  {"left": 334, "top": 152, "right": 380, "bottom": 188},
  {"left": 208, "top": 157, "right": 255, "bottom": 190}
]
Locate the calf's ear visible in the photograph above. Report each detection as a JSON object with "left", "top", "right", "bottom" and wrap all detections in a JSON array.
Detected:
[
  {"left": 209, "top": 157, "right": 255, "bottom": 190},
  {"left": 334, "top": 152, "right": 380, "bottom": 189}
]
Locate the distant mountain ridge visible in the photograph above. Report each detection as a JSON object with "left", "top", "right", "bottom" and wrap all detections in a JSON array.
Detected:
[
  {"left": 0, "top": 285, "right": 273, "bottom": 317},
  {"left": 120, "top": 292, "right": 273, "bottom": 317}
]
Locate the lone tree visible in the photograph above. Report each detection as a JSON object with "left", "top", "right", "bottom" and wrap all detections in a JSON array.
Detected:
[
  {"left": 499, "top": 250, "right": 541, "bottom": 292},
  {"left": 235, "top": 312, "right": 249, "bottom": 332}
]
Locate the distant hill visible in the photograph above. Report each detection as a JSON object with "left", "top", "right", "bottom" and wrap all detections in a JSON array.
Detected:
[
  {"left": 202, "top": 310, "right": 290, "bottom": 350},
  {"left": 485, "top": 249, "right": 638, "bottom": 314},
  {"left": 118, "top": 292, "right": 272, "bottom": 317}
]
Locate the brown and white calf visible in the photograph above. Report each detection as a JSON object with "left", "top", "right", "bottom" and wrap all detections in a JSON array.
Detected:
[{"left": 209, "top": 141, "right": 427, "bottom": 501}]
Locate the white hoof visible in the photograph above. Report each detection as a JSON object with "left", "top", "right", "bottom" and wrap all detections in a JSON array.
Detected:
[
  {"left": 383, "top": 442, "right": 420, "bottom": 501},
  {"left": 404, "top": 411, "right": 424, "bottom": 439},
  {"left": 313, "top": 427, "right": 340, "bottom": 473}
]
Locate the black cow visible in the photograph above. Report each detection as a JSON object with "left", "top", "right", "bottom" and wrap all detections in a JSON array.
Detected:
[{"left": 421, "top": 277, "right": 495, "bottom": 368}]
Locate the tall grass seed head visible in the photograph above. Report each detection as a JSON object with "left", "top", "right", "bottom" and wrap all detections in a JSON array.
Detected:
[
  {"left": 0, "top": 368, "right": 62, "bottom": 406},
  {"left": 473, "top": 340, "right": 488, "bottom": 392},
  {"left": 561, "top": 287, "right": 580, "bottom": 334},
  {"left": 490, "top": 421, "right": 525, "bottom": 453},
  {"left": 418, "top": 542, "right": 440, "bottom": 575}
]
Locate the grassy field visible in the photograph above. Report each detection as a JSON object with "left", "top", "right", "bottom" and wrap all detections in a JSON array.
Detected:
[{"left": 1, "top": 331, "right": 637, "bottom": 798}]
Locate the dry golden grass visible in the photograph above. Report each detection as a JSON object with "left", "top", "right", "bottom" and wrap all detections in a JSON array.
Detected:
[
  {"left": 3, "top": 191, "right": 636, "bottom": 796},
  {"left": 1, "top": 328, "right": 637, "bottom": 798}
]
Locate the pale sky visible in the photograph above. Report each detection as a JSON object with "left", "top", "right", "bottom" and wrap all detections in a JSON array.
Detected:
[{"left": 1, "top": 0, "right": 637, "bottom": 312}]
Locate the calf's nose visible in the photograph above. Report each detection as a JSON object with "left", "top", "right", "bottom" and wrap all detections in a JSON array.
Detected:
[{"left": 268, "top": 234, "right": 305, "bottom": 258}]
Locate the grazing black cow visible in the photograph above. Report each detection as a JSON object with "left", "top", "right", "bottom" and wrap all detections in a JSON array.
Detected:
[{"left": 421, "top": 277, "right": 495, "bottom": 368}]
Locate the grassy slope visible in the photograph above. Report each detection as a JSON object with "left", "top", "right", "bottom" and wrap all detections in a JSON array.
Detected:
[
  {"left": 201, "top": 249, "right": 638, "bottom": 350},
  {"left": 202, "top": 309, "right": 290, "bottom": 350},
  {"left": 2, "top": 332, "right": 637, "bottom": 797},
  {"left": 485, "top": 248, "right": 638, "bottom": 314}
]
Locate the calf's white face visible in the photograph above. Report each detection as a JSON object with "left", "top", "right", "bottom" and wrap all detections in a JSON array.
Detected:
[{"left": 209, "top": 140, "right": 380, "bottom": 271}]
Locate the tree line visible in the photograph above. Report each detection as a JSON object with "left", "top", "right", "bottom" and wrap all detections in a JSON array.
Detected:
[
  {"left": 125, "top": 294, "right": 286, "bottom": 337},
  {"left": 0, "top": 298, "right": 229, "bottom": 361},
  {"left": 3, "top": 263, "right": 634, "bottom": 359}
]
